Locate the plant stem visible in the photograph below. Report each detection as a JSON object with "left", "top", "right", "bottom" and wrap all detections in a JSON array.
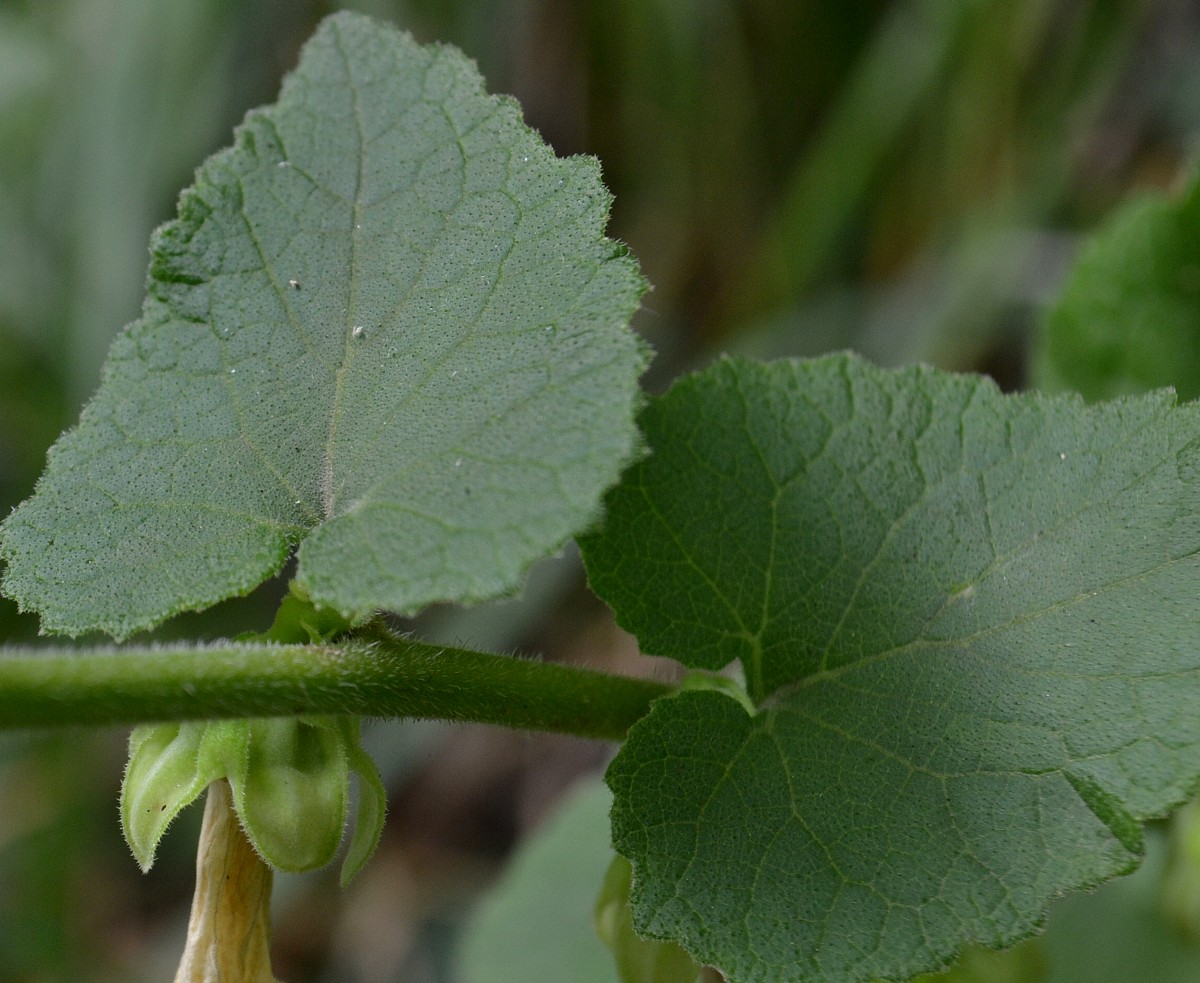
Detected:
[
  {"left": 0, "top": 635, "right": 671, "bottom": 739},
  {"left": 175, "top": 780, "right": 278, "bottom": 983}
]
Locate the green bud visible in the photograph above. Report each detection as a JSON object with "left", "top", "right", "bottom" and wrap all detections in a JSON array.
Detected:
[
  {"left": 257, "top": 583, "right": 357, "bottom": 644},
  {"left": 231, "top": 717, "right": 350, "bottom": 872},
  {"left": 121, "top": 714, "right": 386, "bottom": 880},
  {"left": 679, "top": 669, "right": 755, "bottom": 714},
  {"left": 121, "top": 586, "right": 389, "bottom": 881}
]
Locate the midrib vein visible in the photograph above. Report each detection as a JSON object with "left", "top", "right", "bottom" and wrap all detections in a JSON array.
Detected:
[{"left": 322, "top": 24, "right": 367, "bottom": 520}]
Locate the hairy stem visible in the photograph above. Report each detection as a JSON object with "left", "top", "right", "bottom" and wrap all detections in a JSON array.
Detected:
[{"left": 0, "top": 635, "right": 671, "bottom": 739}]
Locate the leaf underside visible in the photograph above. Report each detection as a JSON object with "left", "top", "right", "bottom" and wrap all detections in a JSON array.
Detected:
[
  {"left": 0, "top": 12, "right": 646, "bottom": 638},
  {"left": 581, "top": 354, "right": 1200, "bottom": 983}
]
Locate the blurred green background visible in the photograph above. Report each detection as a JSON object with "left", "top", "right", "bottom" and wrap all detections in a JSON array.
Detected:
[{"left": 4, "top": 0, "right": 1200, "bottom": 980}]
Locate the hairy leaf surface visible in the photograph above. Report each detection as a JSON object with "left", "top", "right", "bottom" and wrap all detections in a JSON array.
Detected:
[
  {"left": 0, "top": 12, "right": 645, "bottom": 637},
  {"left": 581, "top": 354, "right": 1200, "bottom": 983}
]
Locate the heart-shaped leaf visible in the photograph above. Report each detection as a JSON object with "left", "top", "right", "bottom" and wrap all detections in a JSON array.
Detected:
[
  {"left": 581, "top": 354, "right": 1200, "bottom": 983},
  {"left": 0, "top": 12, "right": 645, "bottom": 638}
]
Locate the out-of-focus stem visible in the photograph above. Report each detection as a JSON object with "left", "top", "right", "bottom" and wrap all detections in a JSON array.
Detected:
[{"left": 174, "top": 780, "right": 278, "bottom": 983}]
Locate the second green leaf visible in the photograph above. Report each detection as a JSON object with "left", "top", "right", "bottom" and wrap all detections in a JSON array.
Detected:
[{"left": 582, "top": 354, "right": 1200, "bottom": 983}]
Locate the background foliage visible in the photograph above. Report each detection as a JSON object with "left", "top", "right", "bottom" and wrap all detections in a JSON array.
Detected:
[{"left": 4, "top": 0, "right": 1200, "bottom": 980}]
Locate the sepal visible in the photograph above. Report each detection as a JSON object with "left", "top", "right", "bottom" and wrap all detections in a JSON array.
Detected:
[
  {"left": 120, "top": 714, "right": 387, "bottom": 879},
  {"left": 120, "top": 719, "right": 248, "bottom": 872},
  {"left": 340, "top": 716, "right": 388, "bottom": 886}
]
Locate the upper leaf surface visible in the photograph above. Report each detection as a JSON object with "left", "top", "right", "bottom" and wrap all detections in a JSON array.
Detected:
[
  {"left": 0, "top": 12, "right": 645, "bottom": 638},
  {"left": 1033, "top": 177, "right": 1200, "bottom": 401},
  {"left": 580, "top": 354, "right": 1200, "bottom": 983}
]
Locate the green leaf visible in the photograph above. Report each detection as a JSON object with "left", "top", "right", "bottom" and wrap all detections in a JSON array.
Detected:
[
  {"left": 457, "top": 778, "right": 622, "bottom": 983},
  {"left": 581, "top": 354, "right": 1200, "bottom": 983},
  {"left": 1040, "top": 826, "right": 1200, "bottom": 983},
  {"left": 1033, "top": 178, "right": 1200, "bottom": 402},
  {"left": 0, "top": 11, "right": 645, "bottom": 638},
  {"left": 595, "top": 853, "right": 703, "bottom": 983}
]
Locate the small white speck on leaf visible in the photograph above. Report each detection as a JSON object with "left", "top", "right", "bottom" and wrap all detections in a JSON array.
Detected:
[
  {"left": 288, "top": 279, "right": 301, "bottom": 290},
  {"left": 1059, "top": 452, "right": 1067, "bottom": 461},
  {"left": 352, "top": 325, "right": 364, "bottom": 339}
]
